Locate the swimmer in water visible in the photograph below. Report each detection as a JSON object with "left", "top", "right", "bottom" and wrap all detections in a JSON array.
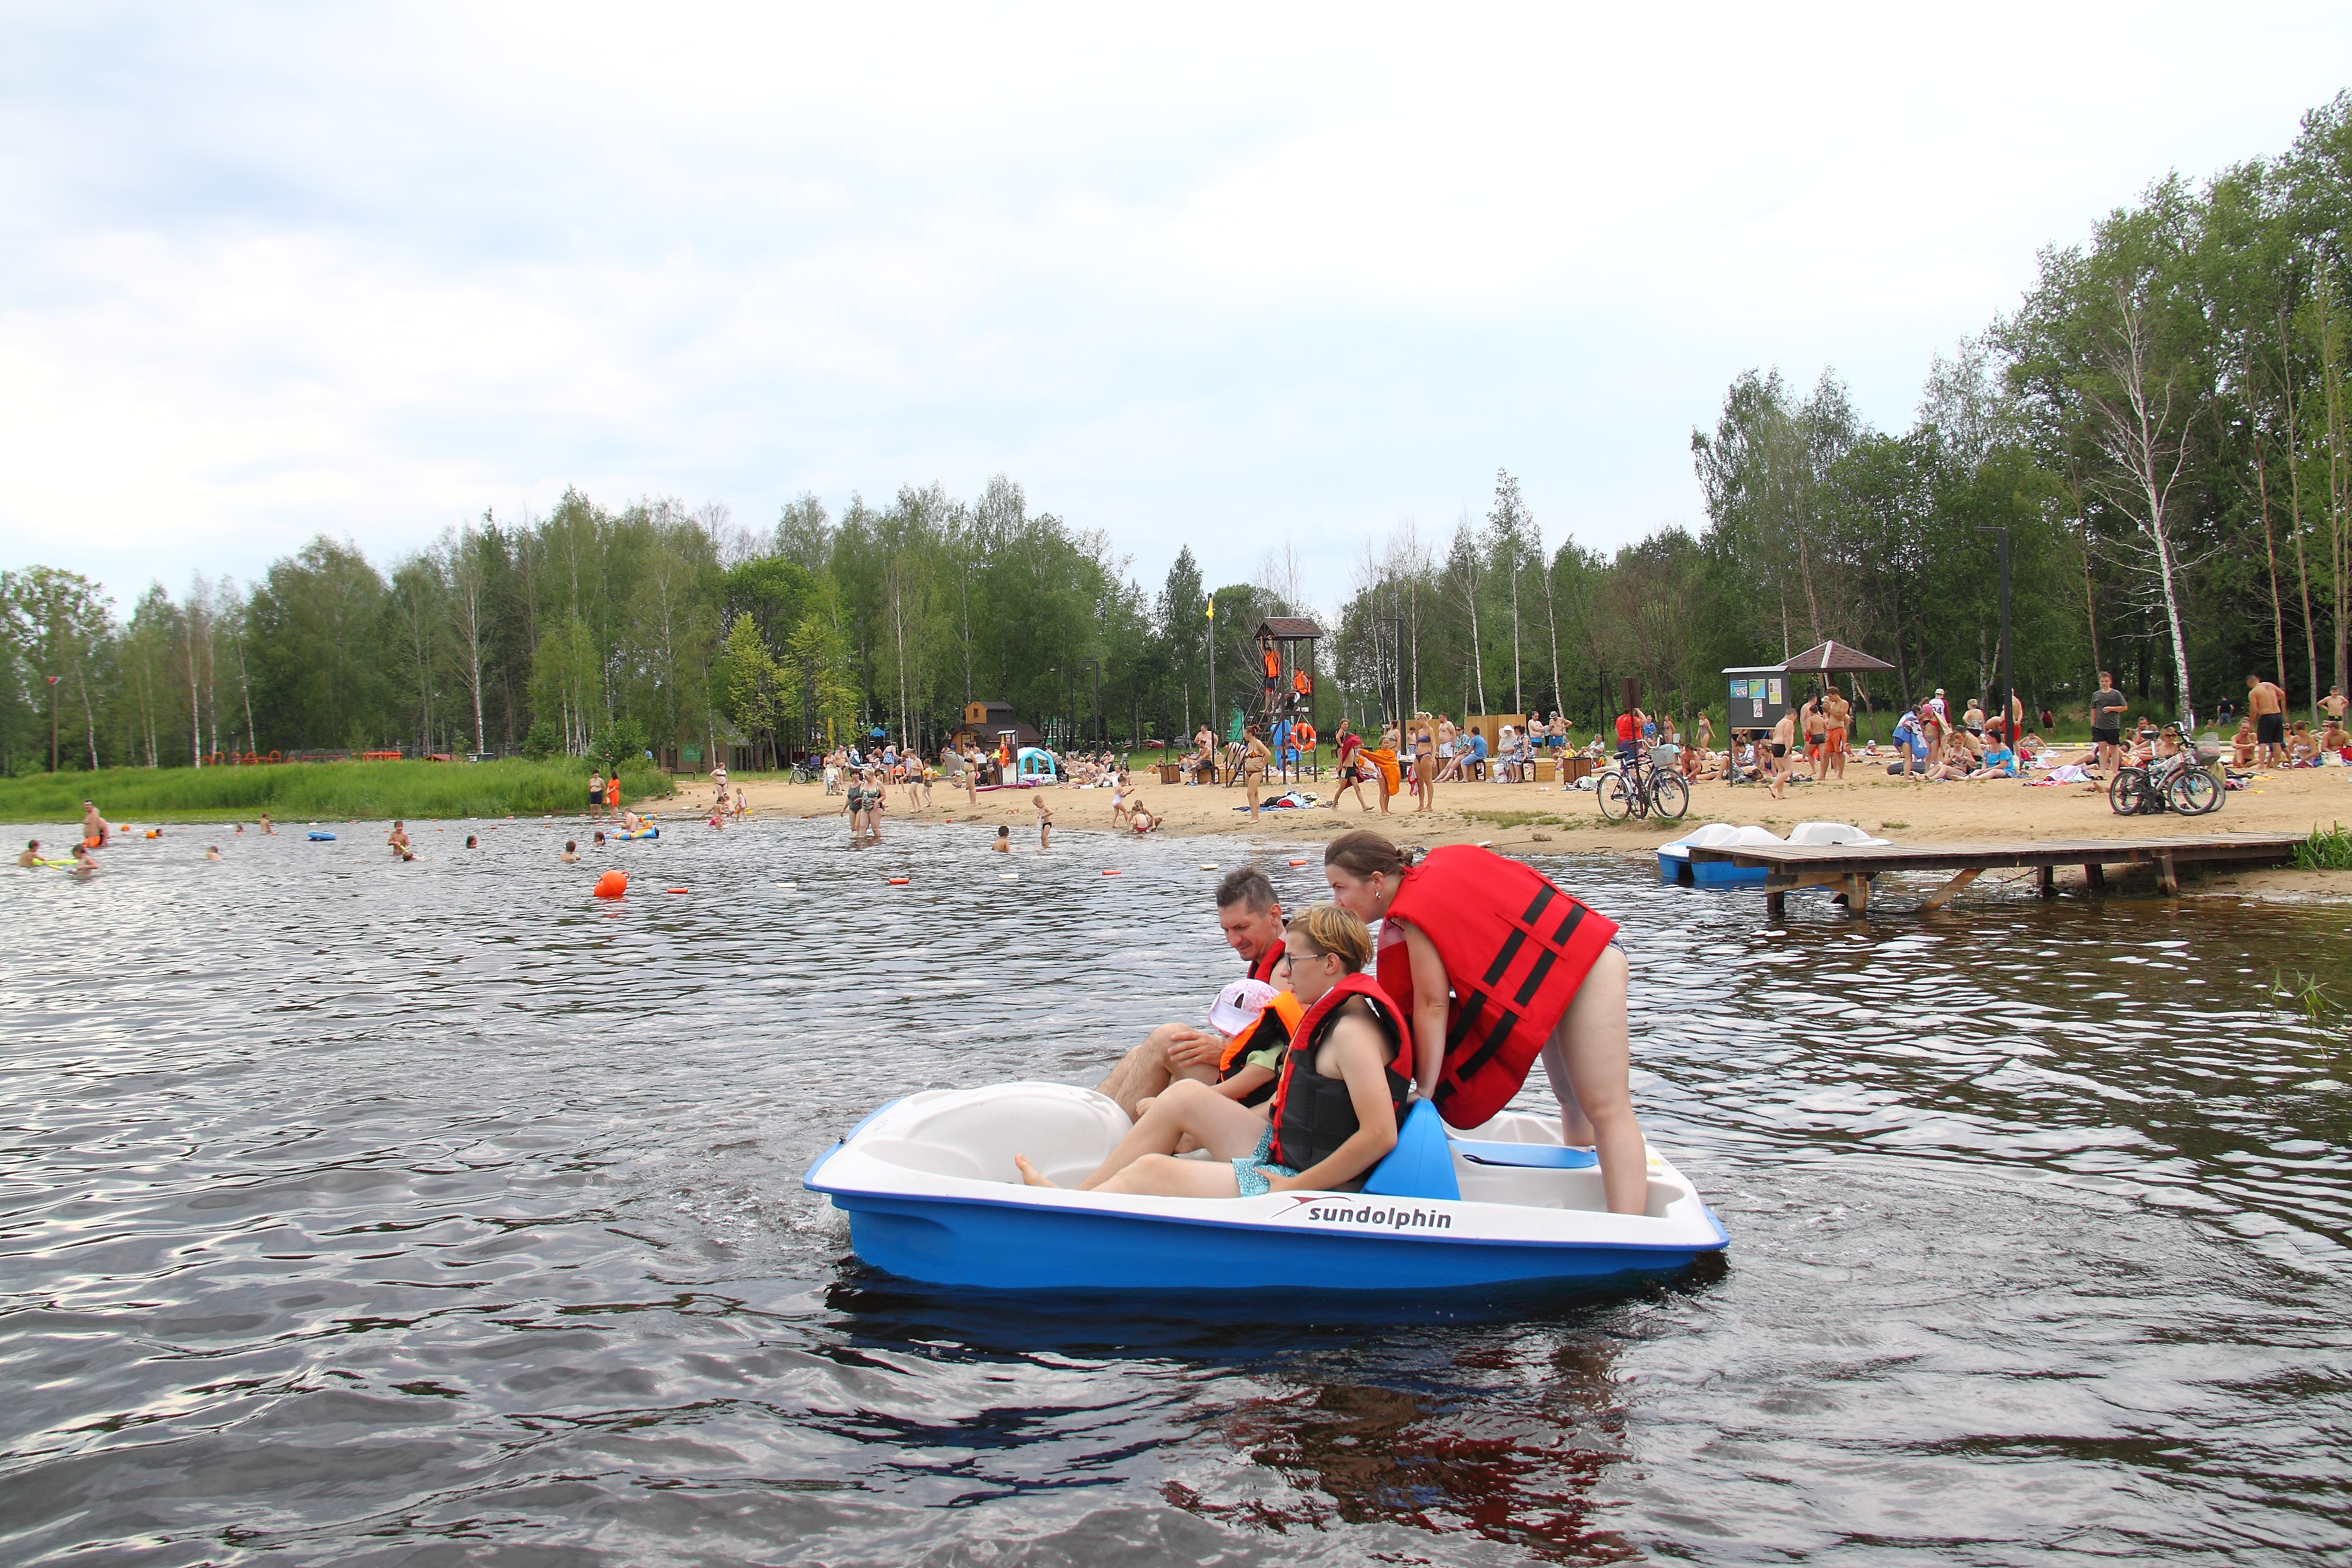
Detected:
[
  {"left": 1034, "top": 791, "right": 1053, "bottom": 851},
  {"left": 234, "top": 823, "right": 245, "bottom": 835},
  {"left": 206, "top": 844, "right": 222, "bottom": 861},
  {"left": 991, "top": 825, "right": 1011, "bottom": 852},
  {"left": 465, "top": 834, "right": 479, "bottom": 849},
  {"left": 17, "top": 838, "right": 40, "bottom": 866},
  {"left": 388, "top": 821, "right": 413, "bottom": 859},
  {"left": 592, "top": 830, "right": 607, "bottom": 847},
  {"left": 71, "top": 843, "right": 97, "bottom": 876},
  {"left": 82, "top": 800, "right": 107, "bottom": 848},
  {"left": 560, "top": 840, "right": 579, "bottom": 863},
  {"left": 259, "top": 813, "right": 275, "bottom": 835}
]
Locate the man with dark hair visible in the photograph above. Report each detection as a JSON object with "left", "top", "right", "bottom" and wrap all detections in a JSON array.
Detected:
[
  {"left": 2088, "top": 672, "right": 2126, "bottom": 775},
  {"left": 1092, "top": 866, "right": 1286, "bottom": 1119},
  {"left": 2248, "top": 673, "right": 2288, "bottom": 767}
]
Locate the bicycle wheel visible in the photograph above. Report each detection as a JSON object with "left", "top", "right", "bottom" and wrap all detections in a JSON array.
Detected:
[
  {"left": 2107, "top": 768, "right": 2147, "bottom": 816},
  {"left": 2169, "top": 767, "right": 2220, "bottom": 815},
  {"left": 1651, "top": 771, "right": 1691, "bottom": 820},
  {"left": 1599, "top": 774, "right": 1633, "bottom": 821}
]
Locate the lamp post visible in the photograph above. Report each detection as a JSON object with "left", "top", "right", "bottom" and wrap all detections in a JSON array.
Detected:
[
  {"left": 1976, "top": 526, "right": 2014, "bottom": 744},
  {"left": 1082, "top": 659, "right": 1101, "bottom": 751},
  {"left": 1205, "top": 593, "right": 1217, "bottom": 742},
  {"left": 1376, "top": 616, "right": 1403, "bottom": 729}
]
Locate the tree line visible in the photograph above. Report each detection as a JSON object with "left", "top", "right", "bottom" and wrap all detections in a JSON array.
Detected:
[
  {"left": 4, "top": 93, "right": 2347, "bottom": 774},
  {"left": 1338, "top": 92, "right": 2352, "bottom": 736}
]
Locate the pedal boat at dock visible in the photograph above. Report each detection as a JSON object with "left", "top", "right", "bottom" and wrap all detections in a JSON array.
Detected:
[
  {"left": 803, "top": 1082, "right": 1727, "bottom": 1292},
  {"left": 1657, "top": 821, "right": 1888, "bottom": 887}
]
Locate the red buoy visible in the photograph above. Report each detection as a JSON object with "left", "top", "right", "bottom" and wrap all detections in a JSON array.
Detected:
[{"left": 593, "top": 870, "right": 628, "bottom": 899}]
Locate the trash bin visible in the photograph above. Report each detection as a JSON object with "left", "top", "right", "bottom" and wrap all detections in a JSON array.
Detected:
[
  {"left": 1157, "top": 763, "right": 1182, "bottom": 784},
  {"left": 1535, "top": 758, "right": 1557, "bottom": 783}
]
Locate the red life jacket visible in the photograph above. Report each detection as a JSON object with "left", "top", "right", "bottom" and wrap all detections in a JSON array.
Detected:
[
  {"left": 1375, "top": 845, "right": 1620, "bottom": 1129},
  {"left": 1248, "top": 944, "right": 1282, "bottom": 985},
  {"left": 1266, "top": 972, "right": 1411, "bottom": 1173}
]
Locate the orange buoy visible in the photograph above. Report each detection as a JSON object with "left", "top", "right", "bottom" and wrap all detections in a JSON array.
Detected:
[
  {"left": 1287, "top": 859, "right": 1307, "bottom": 866},
  {"left": 887, "top": 876, "right": 911, "bottom": 885},
  {"left": 1100, "top": 868, "right": 1122, "bottom": 876},
  {"left": 666, "top": 886, "right": 689, "bottom": 894},
  {"left": 147, "top": 830, "right": 162, "bottom": 839},
  {"left": 593, "top": 870, "right": 628, "bottom": 899}
]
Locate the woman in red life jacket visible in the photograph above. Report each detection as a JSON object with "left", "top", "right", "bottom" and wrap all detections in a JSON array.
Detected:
[
  {"left": 1321, "top": 830, "right": 1650, "bottom": 1215},
  {"left": 1016, "top": 905, "right": 1407, "bottom": 1198}
]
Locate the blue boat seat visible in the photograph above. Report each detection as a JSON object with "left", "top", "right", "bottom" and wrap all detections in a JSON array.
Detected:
[{"left": 1359, "top": 1100, "right": 1461, "bottom": 1201}]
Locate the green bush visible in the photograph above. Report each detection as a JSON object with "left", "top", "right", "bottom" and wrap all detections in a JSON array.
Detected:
[{"left": 0, "top": 758, "right": 673, "bottom": 825}]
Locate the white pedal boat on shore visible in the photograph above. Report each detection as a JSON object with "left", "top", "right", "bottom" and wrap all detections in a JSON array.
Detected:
[{"left": 803, "top": 1082, "right": 1728, "bottom": 1292}]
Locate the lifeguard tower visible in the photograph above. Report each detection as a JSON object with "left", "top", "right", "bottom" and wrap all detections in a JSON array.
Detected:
[{"left": 1254, "top": 616, "right": 1322, "bottom": 781}]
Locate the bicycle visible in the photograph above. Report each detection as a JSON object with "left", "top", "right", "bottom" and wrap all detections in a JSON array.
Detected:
[
  {"left": 1599, "top": 745, "right": 1691, "bottom": 822},
  {"left": 2108, "top": 725, "right": 2222, "bottom": 816}
]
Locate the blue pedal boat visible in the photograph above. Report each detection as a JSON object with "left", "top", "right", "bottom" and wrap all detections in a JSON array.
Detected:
[{"left": 804, "top": 1084, "right": 1728, "bottom": 1293}]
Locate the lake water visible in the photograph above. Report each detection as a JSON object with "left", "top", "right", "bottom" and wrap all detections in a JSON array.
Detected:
[{"left": 3, "top": 814, "right": 2348, "bottom": 1565}]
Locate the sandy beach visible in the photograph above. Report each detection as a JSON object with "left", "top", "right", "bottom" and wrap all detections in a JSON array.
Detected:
[{"left": 674, "top": 752, "right": 2352, "bottom": 902}]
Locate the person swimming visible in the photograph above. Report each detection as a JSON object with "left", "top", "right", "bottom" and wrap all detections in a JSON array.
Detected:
[
  {"left": 206, "top": 844, "right": 223, "bottom": 861},
  {"left": 592, "top": 830, "right": 607, "bottom": 847},
  {"left": 1016, "top": 904, "right": 1404, "bottom": 1198},
  {"left": 560, "top": 840, "right": 579, "bottom": 863},
  {"left": 990, "top": 825, "right": 1010, "bottom": 852},
  {"left": 17, "top": 839, "right": 40, "bottom": 867},
  {"left": 71, "top": 843, "right": 98, "bottom": 877},
  {"left": 465, "top": 834, "right": 479, "bottom": 849},
  {"left": 258, "top": 813, "right": 276, "bottom": 835},
  {"left": 388, "top": 821, "right": 414, "bottom": 860}
]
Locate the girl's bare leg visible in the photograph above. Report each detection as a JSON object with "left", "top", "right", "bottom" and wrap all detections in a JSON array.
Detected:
[
  {"left": 1538, "top": 945, "right": 1648, "bottom": 1215},
  {"left": 1019, "top": 1080, "right": 1265, "bottom": 1189},
  {"left": 1096, "top": 1153, "right": 1244, "bottom": 1197}
]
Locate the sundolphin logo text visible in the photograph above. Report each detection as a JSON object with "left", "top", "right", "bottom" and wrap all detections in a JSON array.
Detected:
[{"left": 1303, "top": 1203, "right": 1452, "bottom": 1231}]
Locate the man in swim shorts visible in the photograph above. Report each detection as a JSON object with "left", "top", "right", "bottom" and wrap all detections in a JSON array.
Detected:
[
  {"left": 1767, "top": 709, "right": 1795, "bottom": 799},
  {"left": 1822, "top": 688, "right": 1850, "bottom": 780},
  {"left": 588, "top": 772, "right": 605, "bottom": 817},
  {"left": 2248, "top": 672, "right": 2288, "bottom": 767},
  {"left": 1092, "top": 867, "right": 1287, "bottom": 1120},
  {"left": 82, "top": 800, "right": 107, "bottom": 848}
]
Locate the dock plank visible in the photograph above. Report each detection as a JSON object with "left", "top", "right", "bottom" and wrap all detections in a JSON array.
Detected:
[{"left": 1683, "top": 833, "right": 2303, "bottom": 917}]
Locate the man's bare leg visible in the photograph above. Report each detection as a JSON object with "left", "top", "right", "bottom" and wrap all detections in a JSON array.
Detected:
[{"left": 1094, "top": 1023, "right": 1219, "bottom": 1121}]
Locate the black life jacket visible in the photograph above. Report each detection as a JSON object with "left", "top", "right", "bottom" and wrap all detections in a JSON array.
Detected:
[{"left": 1267, "top": 972, "right": 1411, "bottom": 1175}]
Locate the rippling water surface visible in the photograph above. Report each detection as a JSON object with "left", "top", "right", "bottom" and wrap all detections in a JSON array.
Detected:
[{"left": 4, "top": 812, "right": 2349, "bottom": 1565}]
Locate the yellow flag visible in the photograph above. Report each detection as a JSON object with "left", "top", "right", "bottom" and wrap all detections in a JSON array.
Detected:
[{"left": 1205, "top": 597, "right": 1215, "bottom": 620}]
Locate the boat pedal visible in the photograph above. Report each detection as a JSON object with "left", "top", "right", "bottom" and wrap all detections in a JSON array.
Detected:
[{"left": 1451, "top": 1140, "right": 1600, "bottom": 1170}]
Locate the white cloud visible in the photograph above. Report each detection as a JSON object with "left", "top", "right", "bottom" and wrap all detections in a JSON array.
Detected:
[{"left": 0, "top": 3, "right": 2344, "bottom": 609}]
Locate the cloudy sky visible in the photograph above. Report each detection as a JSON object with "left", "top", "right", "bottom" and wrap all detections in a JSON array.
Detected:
[{"left": 2, "top": 5, "right": 2346, "bottom": 615}]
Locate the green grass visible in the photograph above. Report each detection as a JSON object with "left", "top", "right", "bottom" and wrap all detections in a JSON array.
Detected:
[
  {"left": 0, "top": 758, "right": 674, "bottom": 826},
  {"left": 2293, "top": 821, "right": 2352, "bottom": 872}
]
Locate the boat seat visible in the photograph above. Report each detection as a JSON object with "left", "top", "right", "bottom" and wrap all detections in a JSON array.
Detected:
[{"left": 1359, "top": 1100, "right": 1461, "bottom": 1202}]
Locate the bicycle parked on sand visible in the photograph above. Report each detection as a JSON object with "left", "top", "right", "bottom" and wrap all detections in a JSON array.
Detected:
[
  {"left": 1600, "top": 743, "right": 1691, "bottom": 823},
  {"left": 2108, "top": 724, "right": 2223, "bottom": 816}
]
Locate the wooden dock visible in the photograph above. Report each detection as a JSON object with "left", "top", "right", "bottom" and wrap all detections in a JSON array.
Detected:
[{"left": 1682, "top": 833, "right": 2306, "bottom": 919}]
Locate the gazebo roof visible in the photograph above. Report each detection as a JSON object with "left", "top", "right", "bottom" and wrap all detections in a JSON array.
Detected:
[
  {"left": 1255, "top": 616, "right": 1323, "bottom": 641},
  {"left": 1785, "top": 639, "right": 1895, "bottom": 675}
]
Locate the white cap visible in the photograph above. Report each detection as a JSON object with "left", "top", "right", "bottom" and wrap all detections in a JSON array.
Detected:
[{"left": 1209, "top": 978, "right": 1281, "bottom": 1036}]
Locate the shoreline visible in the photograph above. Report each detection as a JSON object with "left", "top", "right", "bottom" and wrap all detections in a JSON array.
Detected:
[{"left": 661, "top": 768, "right": 2352, "bottom": 904}]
